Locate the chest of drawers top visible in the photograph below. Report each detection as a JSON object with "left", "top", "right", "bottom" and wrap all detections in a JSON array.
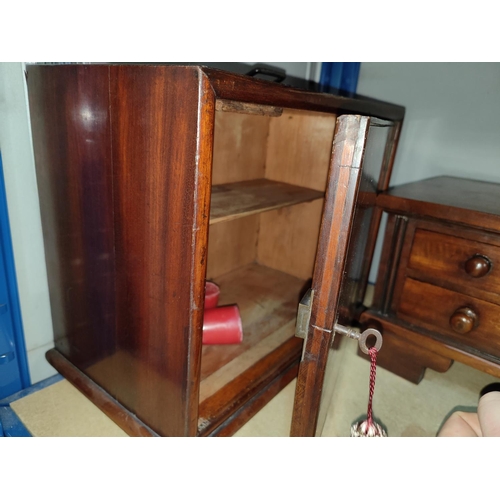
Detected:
[{"left": 377, "top": 176, "right": 500, "bottom": 233}]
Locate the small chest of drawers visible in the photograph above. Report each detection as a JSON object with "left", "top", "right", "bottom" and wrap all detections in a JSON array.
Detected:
[{"left": 361, "top": 176, "right": 500, "bottom": 383}]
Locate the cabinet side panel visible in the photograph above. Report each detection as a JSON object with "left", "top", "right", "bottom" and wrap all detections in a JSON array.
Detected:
[
  {"left": 108, "top": 66, "right": 213, "bottom": 436},
  {"left": 27, "top": 65, "right": 116, "bottom": 367}
]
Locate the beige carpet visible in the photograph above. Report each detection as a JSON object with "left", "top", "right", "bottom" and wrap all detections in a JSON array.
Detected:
[
  {"left": 236, "top": 337, "right": 499, "bottom": 437},
  {"left": 10, "top": 335, "right": 498, "bottom": 437},
  {"left": 10, "top": 379, "right": 128, "bottom": 437}
]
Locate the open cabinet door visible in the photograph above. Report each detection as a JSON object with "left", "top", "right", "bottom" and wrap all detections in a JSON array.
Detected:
[{"left": 291, "top": 114, "right": 370, "bottom": 437}]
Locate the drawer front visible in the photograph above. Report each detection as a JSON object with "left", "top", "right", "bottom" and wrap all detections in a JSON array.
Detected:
[
  {"left": 398, "top": 278, "right": 500, "bottom": 358},
  {"left": 408, "top": 229, "right": 500, "bottom": 298}
]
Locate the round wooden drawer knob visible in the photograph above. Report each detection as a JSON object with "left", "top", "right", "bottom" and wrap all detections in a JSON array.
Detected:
[
  {"left": 449, "top": 307, "right": 479, "bottom": 334},
  {"left": 465, "top": 254, "right": 491, "bottom": 278}
]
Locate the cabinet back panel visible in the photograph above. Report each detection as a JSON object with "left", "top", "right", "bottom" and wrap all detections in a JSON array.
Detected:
[
  {"left": 206, "top": 215, "right": 260, "bottom": 279},
  {"left": 265, "top": 109, "right": 337, "bottom": 192},
  {"left": 211, "top": 111, "right": 269, "bottom": 185},
  {"left": 257, "top": 199, "right": 324, "bottom": 280}
]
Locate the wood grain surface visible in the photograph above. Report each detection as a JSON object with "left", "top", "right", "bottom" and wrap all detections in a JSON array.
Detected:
[
  {"left": 28, "top": 64, "right": 116, "bottom": 367},
  {"left": 215, "top": 99, "right": 283, "bottom": 117},
  {"left": 210, "top": 179, "right": 323, "bottom": 224},
  {"left": 109, "top": 65, "right": 214, "bottom": 436},
  {"left": 361, "top": 310, "right": 500, "bottom": 379},
  {"left": 202, "top": 67, "right": 405, "bottom": 121},
  {"left": 212, "top": 111, "right": 269, "bottom": 185},
  {"left": 200, "top": 263, "right": 306, "bottom": 384},
  {"left": 265, "top": 109, "right": 337, "bottom": 192},
  {"left": 408, "top": 228, "right": 500, "bottom": 300},
  {"left": 206, "top": 215, "right": 260, "bottom": 278},
  {"left": 257, "top": 199, "right": 325, "bottom": 280},
  {"left": 198, "top": 336, "right": 302, "bottom": 436},
  {"left": 377, "top": 176, "right": 500, "bottom": 233},
  {"left": 398, "top": 278, "right": 500, "bottom": 358},
  {"left": 291, "top": 115, "right": 370, "bottom": 436},
  {"left": 28, "top": 64, "right": 215, "bottom": 436}
]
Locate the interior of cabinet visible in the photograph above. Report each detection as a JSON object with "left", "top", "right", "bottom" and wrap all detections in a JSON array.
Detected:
[{"left": 198, "top": 103, "right": 337, "bottom": 424}]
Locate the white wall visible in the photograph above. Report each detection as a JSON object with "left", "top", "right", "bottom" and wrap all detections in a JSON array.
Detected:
[
  {"left": 0, "top": 62, "right": 56, "bottom": 383},
  {"left": 358, "top": 62, "right": 500, "bottom": 186},
  {"left": 357, "top": 63, "right": 500, "bottom": 282}
]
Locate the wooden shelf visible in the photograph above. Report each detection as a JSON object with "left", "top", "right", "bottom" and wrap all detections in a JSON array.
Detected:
[
  {"left": 209, "top": 179, "right": 324, "bottom": 225},
  {"left": 199, "top": 262, "right": 307, "bottom": 402}
]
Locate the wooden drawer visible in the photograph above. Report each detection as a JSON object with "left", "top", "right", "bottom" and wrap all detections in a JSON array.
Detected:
[
  {"left": 407, "top": 228, "right": 500, "bottom": 299},
  {"left": 397, "top": 278, "right": 500, "bottom": 359}
]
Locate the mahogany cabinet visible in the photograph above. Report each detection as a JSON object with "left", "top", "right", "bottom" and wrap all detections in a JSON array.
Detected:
[
  {"left": 26, "top": 64, "right": 404, "bottom": 436},
  {"left": 361, "top": 177, "right": 500, "bottom": 384}
]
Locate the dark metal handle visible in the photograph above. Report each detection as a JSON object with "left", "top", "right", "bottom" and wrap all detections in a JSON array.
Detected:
[{"left": 246, "top": 66, "right": 286, "bottom": 83}]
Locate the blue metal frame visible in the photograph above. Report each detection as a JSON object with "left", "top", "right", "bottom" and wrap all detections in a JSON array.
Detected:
[
  {"left": 0, "top": 154, "right": 31, "bottom": 392},
  {"left": 319, "top": 62, "right": 361, "bottom": 94},
  {"left": 0, "top": 374, "right": 63, "bottom": 436},
  {"left": 0, "top": 406, "right": 31, "bottom": 436}
]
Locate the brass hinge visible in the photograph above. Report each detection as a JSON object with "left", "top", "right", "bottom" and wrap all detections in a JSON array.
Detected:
[{"left": 295, "top": 288, "right": 313, "bottom": 340}]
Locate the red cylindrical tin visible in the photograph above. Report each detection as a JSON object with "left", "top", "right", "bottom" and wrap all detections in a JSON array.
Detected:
[{"left": 202, "top": 305, "right": 243, "bottom": 345}]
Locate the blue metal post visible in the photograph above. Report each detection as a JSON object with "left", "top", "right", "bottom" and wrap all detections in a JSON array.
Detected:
[
  {"left": 0, "top": 153, "right": 31, "bottom": 398},
  {"left": 319, "top": 62, "right": 361, "bottom": 94}
]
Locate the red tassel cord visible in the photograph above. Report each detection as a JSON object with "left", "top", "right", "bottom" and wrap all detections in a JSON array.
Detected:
[{"left": 351, "top": 346, "right": 387, "bottom": 437}]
